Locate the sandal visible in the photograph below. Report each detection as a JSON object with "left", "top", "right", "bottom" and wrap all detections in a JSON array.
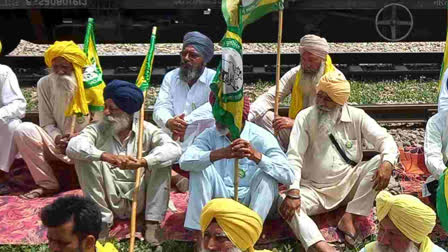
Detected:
[
  {"left": 19, "top": 187, "right": 58, "bottom": 200},
  {"left": 336, "top": 226, "right": 358, "bottom": 249}
]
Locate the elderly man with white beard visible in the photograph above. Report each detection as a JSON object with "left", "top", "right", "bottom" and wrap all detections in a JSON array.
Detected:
[
  {"left": 249, "top": 34, "right": 339, "bottom": 150},
  {"left": 14, "top": 41, "right": 104, "bottom": 199},
  {"left": 279, "top": 71, "right": 399, "bottom": 251},
  {"left": 360, "top": 191, "right": 445, "bottom": 252},
  {"left": 153, "top": 31, "right": 216, "bottom": 192},
  {"left": 67, "top": 80, "right": 181, "bottom": 243}
]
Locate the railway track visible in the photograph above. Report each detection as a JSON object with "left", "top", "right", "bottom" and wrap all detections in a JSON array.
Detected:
[
  {"left": 22, "top": 103, "right": 437, "bottom": 125},
  {"left": 0, "top": 52, "right": 443, "bottom": 87}
]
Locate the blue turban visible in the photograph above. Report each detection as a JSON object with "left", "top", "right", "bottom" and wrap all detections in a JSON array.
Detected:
[
  {"left": 183, "top": 31, "right": 214, "bottom": 63},
  {"left": 104, "top": 80, "right": 144, "bottom": 114}
]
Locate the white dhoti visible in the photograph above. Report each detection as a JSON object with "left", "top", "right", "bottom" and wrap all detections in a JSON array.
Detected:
[
  {"left": 0, "top": 119, "right": 21, "bottom": 172},
  {"left": 280, "top": 155, "right": 381, "bottom": 250},
  {"left": 74, "top": 158, "right": 171, "bottom": 225},
  {"left": 13, "top": 122, "right": 71, "bottom": 190}
]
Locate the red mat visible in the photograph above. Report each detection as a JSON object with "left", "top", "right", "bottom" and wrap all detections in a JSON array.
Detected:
[{"left": 0, "top": 189, "right": 377, "bottom": 245}]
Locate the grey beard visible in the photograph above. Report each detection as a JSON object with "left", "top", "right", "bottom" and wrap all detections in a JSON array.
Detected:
[
  {"left": 99, "top": 113, "right": 132, "bottom": 135},
  {"left": 179, "top": 63, "right": 204, "bottom": 83},
  {"left": 301, "top": 61, "right": 325, "bottom": 85},
  {"left": 309, "top": 106, "right": 341, "bottom": 142}
]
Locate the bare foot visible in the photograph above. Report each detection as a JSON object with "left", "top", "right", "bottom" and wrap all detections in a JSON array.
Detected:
[
  {"left": 19, "top": 187, "right": 58, "bottom": 199},
  {"left": 337, "top": 212, "right": 358, "bottom": 247},
  {"left": 311, "top": 241, "right": 337, "bottom": 252}
]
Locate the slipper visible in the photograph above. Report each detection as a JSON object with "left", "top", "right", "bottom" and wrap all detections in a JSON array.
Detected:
[
  {"left": 19, "top": 188, "right": 58, "bottom": 200},
  {"left": 337, "top": 226, "right": 358, "bottom": 249},
  {"left": 0, "top": 183, "right": 10, "bottom": 196}
]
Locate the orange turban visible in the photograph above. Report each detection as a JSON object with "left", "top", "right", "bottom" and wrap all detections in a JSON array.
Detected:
[{"left": 316, "top": 71, "right": 350, "bottom": 105}]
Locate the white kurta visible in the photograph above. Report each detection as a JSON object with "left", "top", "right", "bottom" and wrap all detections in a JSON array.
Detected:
[
  {"left": 153, "top": 67, "right": 216, "bottom": 130},
  {"left": 424, "top": 111, "right": 448, "bottom": 180},
  {"left": 0, "top": 64, "right": 26, "bottom": 172},
  {"left": 438, "top": 69, "right": 448, "bottom": 112}
]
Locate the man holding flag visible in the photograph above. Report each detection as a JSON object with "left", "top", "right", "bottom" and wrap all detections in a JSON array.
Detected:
[
  {"left": 179, "top": 93, "right": 294, "bottom": 238},
  {"left": 14, "top": 41, "right": 104, "bottom": 199}
]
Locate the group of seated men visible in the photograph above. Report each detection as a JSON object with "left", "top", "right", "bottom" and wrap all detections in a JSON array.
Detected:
[{"left": 0, "top": 31, "right": 447, "bottom": 251}]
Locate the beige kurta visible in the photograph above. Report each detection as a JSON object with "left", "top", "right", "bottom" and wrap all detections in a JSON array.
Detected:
[
  {"left": 288, "top": 105, "right": 398, "bottom": 208},
  {"left": 14, "top": 75, "right": 102, "bottom": 190},
  {"left": 284, "top": 105, "right": 398, "bottom": 250},
  {"left": 66, "top": 117, "right": 182, "bottom": 224}
]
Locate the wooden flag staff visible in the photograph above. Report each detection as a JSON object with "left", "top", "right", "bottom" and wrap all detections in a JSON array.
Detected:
[{"left": 129, "top": 26, "right": 157, "bottom": 252}]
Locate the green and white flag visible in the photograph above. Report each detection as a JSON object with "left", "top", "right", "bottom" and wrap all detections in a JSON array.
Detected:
[{"left": 211, "top": 0, "right": 283, "bottom": 139}]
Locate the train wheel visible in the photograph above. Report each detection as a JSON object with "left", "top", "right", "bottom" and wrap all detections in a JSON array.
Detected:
[{"left": 375, "top": 3, "right": 414, "bottom": 42}]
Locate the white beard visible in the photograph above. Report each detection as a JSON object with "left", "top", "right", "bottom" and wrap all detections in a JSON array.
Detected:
[
  {"left": 199, "top": 245, "right": 242, "bottom": 252},
  {"left": 377, "top": 242, "right": 419, "bottom": 252},
  {"left": 309, "top": 105, "right": 341, "bottom": 143},
  {"left": 49, "top": 72, "right": 77, "bottom": 108},
  {"left": 99, "top": 112, "right": 132, "bottom": 135}
]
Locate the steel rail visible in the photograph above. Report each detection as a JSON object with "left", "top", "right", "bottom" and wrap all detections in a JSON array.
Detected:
[
  {"left": 0, "top": 52, "right": 443, "bottom": 86},
  {"left": 22, "top": 103, "right": 437, "bottom": 125}
]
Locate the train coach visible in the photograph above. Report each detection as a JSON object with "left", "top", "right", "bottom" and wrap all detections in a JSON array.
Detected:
[{"left": 0, "top": 0, "right": 445, "bottom": 55}]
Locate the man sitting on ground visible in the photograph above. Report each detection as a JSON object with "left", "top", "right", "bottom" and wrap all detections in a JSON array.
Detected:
[
  {"left": 14, "top": 41, "right": 104, "bottom": 199},
  {"left": 361, "top": 191, "right": 445, "bottom": 252},
  {"left": 200, "top": 198, "right": 271, "bottom": 252},
  {"left": 41, "top": 195, "right": 118, "bottom": 252},
  {"left": 153, "top": 31, "right": 216, "bottom": 192},
  {"left": 67, "top": 80, "right": 181, "bottom": 244},
  {"left": 249, "top": 34, "right": 340, "bottom": 150},
  {"left": 0, "top": 63, "right": 26, "bottom": 194},
  {"left": 180, "top": 94, "right": 294, "bottom": 238},
  {"left": 280, "top": 71, "right": 399, "bottom": 251},
  {"left": 423, "top": 110, "right": 448, "bottom": 206}
]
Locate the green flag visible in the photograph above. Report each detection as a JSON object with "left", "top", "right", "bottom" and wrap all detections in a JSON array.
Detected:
[
  {"left": 136, "top": 28, "right": 157, "bottom": 91},
  {"left": 82, "top": 17, "right": 105, "bottom": 112},
  {"left": 212, "top": 0, "right": 283, "bottom": 139}
]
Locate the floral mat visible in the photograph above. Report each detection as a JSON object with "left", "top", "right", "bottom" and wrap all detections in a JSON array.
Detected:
[{"left": 0, "top": 159, "right": 377, "bottom": 245}]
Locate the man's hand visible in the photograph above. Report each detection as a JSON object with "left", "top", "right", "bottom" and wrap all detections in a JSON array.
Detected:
[
  {"left": 101, "top": 153, "right": 147, "bottom": 170},
  {"left": 273, "top": 116, "right": 294, "bottom": 132},
  {"left": 166, "top": 114, "right": 187, "bottom": 141},
  {"left": 279, "top": 189, "right": 301, "bottom": 222},
  {"left": 119, "top": 156, "right": 148, "bottom": 170},
  {"left": 55, "top": 134, "right": 70, "bottom": 154},
  {"left": 231, "top": 139, "right": 262, "bottom": 163},
  {"left": 372, "top": 161, "right": 394, "bottom": 191}
]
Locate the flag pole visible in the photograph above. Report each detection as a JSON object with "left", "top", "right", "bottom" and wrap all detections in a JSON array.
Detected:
[
  {"left": 69, "top": 114, "right": 76, "bottom": 135},
  {"left": 129, "top": 26, "right": 157, "bottom": 252},
  {"left": 274, "top": 9, "right": 283, "bottom": 118},
  {"left": 234, "top": 159, "right": 239, "bottom": 201}
]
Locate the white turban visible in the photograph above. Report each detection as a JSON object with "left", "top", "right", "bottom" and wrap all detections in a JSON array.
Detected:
[{"left": 299, "top": 34, "right": 330, "bottom": 60}]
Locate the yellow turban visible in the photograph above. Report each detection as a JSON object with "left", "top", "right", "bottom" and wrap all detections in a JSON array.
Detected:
[
  {"left": 44, "top": 41, "right": 99, "bottom": 116},
  {"left": 376, "top": 191, "right": 436, "bottom": 251},
  {"left": 316, "top": 70, "right": 350, "bottom": 105},
  {"left": 200, "top": 198, "right": 269, "bottom": 252}
]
